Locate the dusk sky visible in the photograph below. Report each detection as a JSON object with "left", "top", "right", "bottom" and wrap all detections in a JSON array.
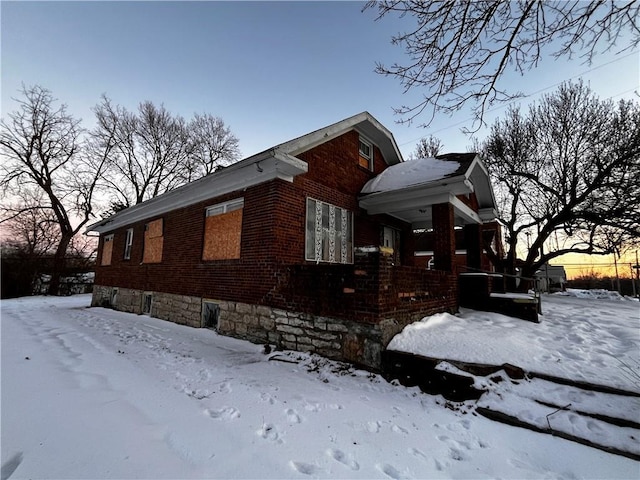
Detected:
[{"left": 2, "top": 1, "right": 638, "bottom": 160}]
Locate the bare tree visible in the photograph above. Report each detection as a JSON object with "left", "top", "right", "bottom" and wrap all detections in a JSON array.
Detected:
[
  {"left": 93, "top": 98, "right": 190, "bottom": 208},
  {"left": 366, "top": 0, "right": 639, "bottom": 126},
  {"left": 1, "top": 191, "right": 61, "bottom": 258},
  {"left": 0, "top": 85, "right": 109, "bottom": 295},
  {"left": 408, "top": 135, "right": 444, "bottom": 159},
  {"left": 187, "top": 113, "right": 240, "bottom": 179},
  {"left": 94, "top": 98, "right": 240, "bottom": 209},
  {"left": 480, "top": 81, "right": 640, "bottom": 287}
]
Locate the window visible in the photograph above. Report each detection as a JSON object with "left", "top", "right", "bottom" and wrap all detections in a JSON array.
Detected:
[
  {"left": 143, "top": 219, "right": 163, "bottom": 263},
  {"left": 124, "top": 228, "right": 134, "bottom": 260},
  {"left": 305, "top": 198, "right": 353, "bottom": 263},
  {"left": 101, "top": 234, "right": 114, "bottom": 266},
  {"left": 382, "top": 226, "right": 401, "bottom": 265},
  {"left": 358, "top": 137, "right": 373, "bottom": 171},
  {"left": 110, "top": 288, "right": 118, "bottom": 307},
  {"left": 202, "top": 301, "right": 220, "bottom": 329},
  {"left": 383, "top": 226, "right": 396, "bottom": 251},
  {"left": 142, "top": 293, "right": 152, "bottom": 315},
  {"left": 203, "top": 198, "right": 244, "bottom": 260}
]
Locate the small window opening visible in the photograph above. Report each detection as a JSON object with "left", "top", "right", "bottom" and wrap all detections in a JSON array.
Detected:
[
  {"left": 202, "top": 301, "right": 220, "bottom": 330},
  {"left": 358, "top": 137, "right": 373, "bottom": 171},
  {"left": 110, "top": 288, "right": 118, "bottom": 307},
  {"left": 124, "top": 228, "right": 133, "bottom": 260},
  {"left": 142, "top": 293, "right": 153, "bottom": 315}
]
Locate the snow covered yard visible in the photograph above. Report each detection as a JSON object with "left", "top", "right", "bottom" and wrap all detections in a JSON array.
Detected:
[
  {"left": 2, "top": 294, "right": 639, "bottom": 479},
  {"left": 389, "top": 290, "right": 640, "bottom": 392}
]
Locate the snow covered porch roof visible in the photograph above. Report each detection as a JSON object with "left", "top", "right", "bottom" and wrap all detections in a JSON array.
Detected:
[{"left": 359, "top": 153, "right": 497, "bottom": 229}]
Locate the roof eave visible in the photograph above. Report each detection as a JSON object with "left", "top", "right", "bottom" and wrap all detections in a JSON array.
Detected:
[{"left": 86, "top": 151, "right": 308, "bottom": 235}]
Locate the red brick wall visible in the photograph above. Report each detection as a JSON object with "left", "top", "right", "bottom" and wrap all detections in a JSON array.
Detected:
[{"left": 94, "top": 129, "right": 426, "bottom": 321}]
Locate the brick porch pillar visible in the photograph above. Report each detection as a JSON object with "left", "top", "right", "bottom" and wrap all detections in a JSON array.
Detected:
[
  {"left": 432, "top": 203, "right": 456, "bottom": 272},
  {"left": 464, "top": 224, "right": 482, "bottom": 271}
]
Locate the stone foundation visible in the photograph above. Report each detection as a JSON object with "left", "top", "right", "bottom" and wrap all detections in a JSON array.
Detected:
[{"left": 91, "top": 285, "right": 414, "bottom": 369}]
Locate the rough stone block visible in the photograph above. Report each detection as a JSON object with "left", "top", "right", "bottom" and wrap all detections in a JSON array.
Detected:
[
  {"left": 259, "top": 317, "right": 275, "bottom": 330},
  {"left": 326, "top": 321, "right": 349, "bottom": 333},
  {"left": 276, "top": 325, "right": 304, "bottom": 335},
  {"left": 235, "top": 302, "right": 253, "bottom": 315}
]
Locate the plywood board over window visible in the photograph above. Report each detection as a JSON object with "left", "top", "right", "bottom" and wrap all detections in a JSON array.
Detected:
[
  {"left": 143, "top": 218, "right": 164, "bottom": 263},
  {"left": 203, "top": 199, "right": 243, "bottom": 261},
  {"left": 101, "top": 234, "right": 114, "bottom": 266}
]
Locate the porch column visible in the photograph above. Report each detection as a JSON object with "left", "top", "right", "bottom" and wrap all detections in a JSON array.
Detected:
[
  {"left": 464, "top": 224, "right": 482, "bottom": 271},
  {"left": 432, "top": 203, "right": 456, "bottom": 272}
]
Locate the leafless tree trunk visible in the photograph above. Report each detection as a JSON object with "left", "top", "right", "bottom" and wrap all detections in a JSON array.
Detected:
[{"left": 1, "top": 85, "right": 110, "bottom": 295}]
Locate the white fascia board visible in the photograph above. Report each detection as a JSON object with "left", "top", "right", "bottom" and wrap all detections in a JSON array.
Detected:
[
  {"left": 280, "top": 113, "right": 369, "bottom": 155},
  {"left": 450, "top": 196, "right": 481, "bottom": 224},
  {"left": 478, "top": 207, "right": 498, "bottom": 222},
  {"left": 359, "top": 177, "right": 471, "bottom": 214},
  {"left": 87, "top": 152, "right": 307, "bottom": 234},
  {"left": 467, "top": 157, "right": 498, "bottom": 209}
]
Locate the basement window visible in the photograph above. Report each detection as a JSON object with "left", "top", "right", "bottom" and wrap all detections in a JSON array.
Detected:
[
  {"left": 202, "top": 301, "right": 220, "bottom": 330},
  {"left": 110, "top": 288, "right": 118, "bottom": 307},
  {"left": 142, "top": 293, "right": 153, "bottom": 315}
]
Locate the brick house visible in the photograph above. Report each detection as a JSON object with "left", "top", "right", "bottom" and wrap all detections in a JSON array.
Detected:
[{"left": 87, "top": 112, "right": 498, "bottom": 369}]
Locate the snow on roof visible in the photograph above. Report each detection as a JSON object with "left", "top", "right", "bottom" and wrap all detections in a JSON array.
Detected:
[{"left": 360, "top": 157, "right": 461, "bottom": 195}]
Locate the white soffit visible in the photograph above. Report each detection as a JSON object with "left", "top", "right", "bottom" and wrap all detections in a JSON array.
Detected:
[{"left": 86, "top": 151, "right": 308, "bottom": 234}]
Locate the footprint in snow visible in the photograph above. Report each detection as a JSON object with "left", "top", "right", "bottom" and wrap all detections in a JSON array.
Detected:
[
  {"left": 366, "top": 420, "right": 381, "bottom": 433},
  {"left": 304, "top": 402, "right": 321, "bottom": 412},
  {"left": 260, "top": 392, "right": 276, "bottom": 405},
  {"left": 289, "top": 461, "right": 321, "bottom": 476},
  {"left": 204, "top": 407, "right": 240, "bottom": 420},
  {"left": 392, "top": 424, "right": 408, "bottom": 434},
  {"left": 257, "top": 423, "right": 283, "bottom": 443},
  {"left": 285, "top": 408, "right": 302, "bottom": 424},
  {"left": 326, "top": 448, "right": 359, "bottom": 471},
  {"left": 376, "top": 463, "right": 412, "bottom": 480},
  {"left": 217, "top": 381, "right": 232, "bottom": 394},
  {"left": 408, "top": 447, "right": 428, "bottom": 461}
]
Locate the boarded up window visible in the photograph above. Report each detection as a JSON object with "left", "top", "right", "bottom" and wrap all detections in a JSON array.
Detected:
[
  {"left": 101, "top": 234, "right": 114, "bottom": 266},
  {"left": 143, "top": 219, "right": 164, "bottom": 264},
  {"left": 203, "top": 199, "right": 243, "bottom": 260}
]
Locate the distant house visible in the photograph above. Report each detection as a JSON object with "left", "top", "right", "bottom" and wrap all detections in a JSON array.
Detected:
[
  {"left": 86, "top": 112, "right": 498, "bottom": 369},
  {"left": 535, "top": 263, "right": 567, "bottom": 292}
]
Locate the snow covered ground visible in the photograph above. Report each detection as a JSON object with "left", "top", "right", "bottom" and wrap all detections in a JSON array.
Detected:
[
  {"left": 2, "top": 293, "right": 639, "bottom": 479},
  {"left": 389, "top": 290, "right": 640, "bottom": 392}
]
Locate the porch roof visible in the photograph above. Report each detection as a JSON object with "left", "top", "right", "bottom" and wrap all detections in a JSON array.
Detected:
[{"left": 359, "top": 153, "right": 497, "bottom": 229}]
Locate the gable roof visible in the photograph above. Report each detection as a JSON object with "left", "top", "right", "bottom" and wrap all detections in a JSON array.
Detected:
[
  {"left": 274, "top": 111, "right": 403, "bottom": 165},
  {"left": 86, "top": 112, "right": 403, "bottom": 234}
]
